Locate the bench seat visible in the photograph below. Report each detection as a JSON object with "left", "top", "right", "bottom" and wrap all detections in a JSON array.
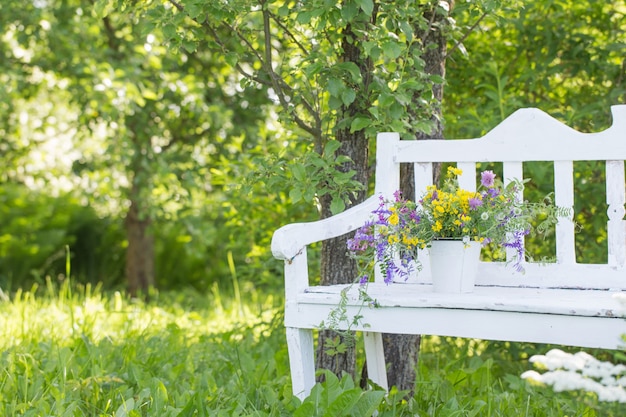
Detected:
[{"left": 289, "top": 284, "right": 626, "bottom": 349}]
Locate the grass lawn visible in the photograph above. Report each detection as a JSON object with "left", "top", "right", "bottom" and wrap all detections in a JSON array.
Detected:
[{"left": 0, "top": 281, "right": 623, "bottom": 416}]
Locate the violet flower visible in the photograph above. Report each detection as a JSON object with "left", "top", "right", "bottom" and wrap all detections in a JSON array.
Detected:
[{"left": 481, "top": 170, "right": 496, "bottom": 187}]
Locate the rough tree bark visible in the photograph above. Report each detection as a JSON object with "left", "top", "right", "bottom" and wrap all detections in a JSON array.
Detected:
[
  {"left": 316, "top": 19, "right": 372, "bottom": 380},
  {"left": 383, "top": 0, "right": 453, "bottom": 393}
]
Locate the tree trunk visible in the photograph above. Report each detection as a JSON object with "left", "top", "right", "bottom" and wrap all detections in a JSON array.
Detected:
[
  {"left": 316, "top": 18, "right": 372, "bottom": 380},
  {"left": 124, "top": 121, "right": 156, "bottom": 297},
  {"left": 125, "top": 188, "right": 155, "bottom": 297},
  {"left": 382, "top": 0, "right": 453, "bottom": 394}
]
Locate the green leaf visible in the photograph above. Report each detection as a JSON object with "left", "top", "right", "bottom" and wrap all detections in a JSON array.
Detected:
[
  {"left": 182, "top": 39, "right": 198, "bottom": 53},
  {"left": 341, "top": 89, "right": 356, "bottom": 106},
  {"left": 291, "top": 163, "right": 306, "bottom": 181},
  {"left": 351, "top": 390, "right": 386, "bottom": 416},
  {"left": 323, "top": 140, "right": 342, "bottom": 156},
  {"left": 356, "top": 0, "right": 374, "bottom": 16},
  {"left": 327, "top": 78, "right": 344, "bottom": 98},
  {"left": 335, "top": 62, "right": 362, "bottom": 82},
  {"left": 322, "top": 388, "right": 361, "bottom": 417},
  {"left": 294, "top": 402, "right": 316, "bottom": 417},
  {"left": 382, "top": 40, "right": 403, "bottom": 59},
  {"left": 350, "top": 117, "right": 371, "bottom": 132},
  {"left": 341, "top": 2, "right": 359, "bottom": 21},
  {"left": 289, "top": 188, "right": 303, "bottom": 203},
  {"left": 93, "top": 0, "right": 113, "bottom": 18},
  {"left": 330, "top": 197, "right": 345, "bottom": 215}
]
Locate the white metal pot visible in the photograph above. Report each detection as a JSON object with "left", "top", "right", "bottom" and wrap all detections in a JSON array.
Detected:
[{"left": 429, "top": 239, "right": 481, "bottom": 293}]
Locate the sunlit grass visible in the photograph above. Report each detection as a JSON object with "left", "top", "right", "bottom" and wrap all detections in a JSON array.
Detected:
[
  {"left": 0, "top": 280, "right": 278, "bottom": 349},
  {"left": 0, "top": 280, "right": 622, "bottom": 416},
  {"left": 0, "top": 280, "right": 292, "bottom": 416}
]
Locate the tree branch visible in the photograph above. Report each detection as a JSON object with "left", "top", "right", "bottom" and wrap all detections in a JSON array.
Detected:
[
  {"left": 168, "top": 0, "right": 321, "bottom": 139},
  {"left": 444, "top": 11, "right": 489, "bottom": 60},
  {"left": 268, "top": 11, "right": 310, "bottom": 57}
]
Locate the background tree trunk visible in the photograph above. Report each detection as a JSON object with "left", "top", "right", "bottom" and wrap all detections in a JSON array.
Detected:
[
  {"left": 124, "top": 118, "right": 156, "bottom": 297},
  {"left": 125, "top": 183, "right": 155, "bottom": 297}
]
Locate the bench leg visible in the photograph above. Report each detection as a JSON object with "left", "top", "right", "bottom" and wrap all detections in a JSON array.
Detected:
[
  {"left": 286, "top": 327, "right": 316, "bottom": 400},
  {"left": 363, "top": 331, "right": 389, "bottom": 391}
]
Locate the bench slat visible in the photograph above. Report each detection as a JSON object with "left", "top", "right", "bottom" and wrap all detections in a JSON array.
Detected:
[
  {"left": 503, "top": 161, "right": 525, "bottom": 263},
  {"left": 554, "top": 160, "right": 576, "bottom": 264},
  {"left": 606, "top": 160, "right": 626, "bottom": 268}
]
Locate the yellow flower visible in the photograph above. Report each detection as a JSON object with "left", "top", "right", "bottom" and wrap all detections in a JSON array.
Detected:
[
  {"left": 432, "top": 221, "right": 443, "bottom": 232},
  {"left": 388, "top": 212, "right": 399, "bottom": 226},
  {"left": 447, "top": 166, "right": 463, "bottom": 177},
  {"left": 402, "top": 235, "right": 419, "bottom": 247}
]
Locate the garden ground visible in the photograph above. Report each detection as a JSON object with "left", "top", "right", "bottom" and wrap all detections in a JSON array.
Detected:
[{"left": 0, "top": 281, "right": 622, "bottom": 416}]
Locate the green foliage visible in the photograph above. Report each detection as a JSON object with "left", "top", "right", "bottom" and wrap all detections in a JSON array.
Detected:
[
  {"left": 446, "top": 1, "right": 626, "bottom": 137},
  {"left": 444, "top": 0, "right": 626, "bottom": 264},
  {"left": 0, "top": 282, "right": 291, "bottom": 416},
  {"left": 0, "top": 284, "right": 622, "bottom": 415},
  {"left": 0, "top": 183, "right": 125, "bottom": 290}
]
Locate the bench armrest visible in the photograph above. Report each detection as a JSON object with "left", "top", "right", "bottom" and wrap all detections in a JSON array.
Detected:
[{"left": 271, "top": 195, "right": 381, "bottom": 260}]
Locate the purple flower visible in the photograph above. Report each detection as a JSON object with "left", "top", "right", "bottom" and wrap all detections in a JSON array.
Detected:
[
  {"left": 359, "top": 275, "right": 369, "bottom": 286},
  {"left": 385, "top": 267, "right": 394, "bottom": 284},
  {"left": 347, "top": 221, "right": 376, "bottom": 252},
  {"left": 488, "top": 188, "right": 500, "bottom": 198},
  {"left": 481, "top": 170, "right": 496, "bottom": 187},
  {"left": 503, "top": 229, "right": 530, "bottom": 272},
  {"left": 469, "top": 197, "right": 483, "bottom": 210}
]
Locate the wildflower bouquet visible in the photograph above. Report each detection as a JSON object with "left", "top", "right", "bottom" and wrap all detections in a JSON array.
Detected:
[{"left": 347, "top": 166, "right": 567, "bottom": 285}]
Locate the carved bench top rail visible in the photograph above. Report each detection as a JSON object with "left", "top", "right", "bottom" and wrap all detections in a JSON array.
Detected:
[{"left": 384, "top": 106, "right": 626, "bottom": 163}]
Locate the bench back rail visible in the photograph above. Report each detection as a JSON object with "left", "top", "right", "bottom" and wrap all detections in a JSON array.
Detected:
[{"left": 374, "top": 106, "right": 626, "bottom": 290}]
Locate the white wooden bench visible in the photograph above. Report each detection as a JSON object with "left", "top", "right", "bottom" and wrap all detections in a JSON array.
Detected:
[{"left": 271, "top": 106, "right": 626, "bottom": 400}]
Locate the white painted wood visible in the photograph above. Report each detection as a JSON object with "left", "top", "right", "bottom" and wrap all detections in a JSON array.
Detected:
[
  {"left": 457, "top": 162, "right": 476, "bottom": 192},
  {"left": 297, "top": 285, "right": 625, "bottom": 318},
  {"left": 286, "top": 327, "right": 316, "bottom": 400},
  {"left": 606, "top": 160, "right": 626, "bottom": 268},
  {"left": 272, "top": 105, "right": 626, "bottom": 399},
  {"left": 554, "top": 161, "right": 576, "bottom": 265},
  {"left": 414, "top": 162, "right": 433, "bottom": 196},
  {"left": 375, "top": 132, "right": 400, "bottom": 197},
  {"left": 271, "top": 195, "right": 380, "bottom": 260},
  {"left": 503, "top": 161, "right": 524, "bottom": 264},
  {"left": 363, "top": 332, "right": 389, "bottom": 391},
  {"left": 289, "top": 297, "right": 626, "bottom": 350},
  {"left": 395, "top": 107, "right": 626, "bottom": 163}
]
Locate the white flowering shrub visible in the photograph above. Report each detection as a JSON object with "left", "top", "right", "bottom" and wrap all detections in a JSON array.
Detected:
[{"left": 522, "top": 293, "right": 626, "bottom": 403}]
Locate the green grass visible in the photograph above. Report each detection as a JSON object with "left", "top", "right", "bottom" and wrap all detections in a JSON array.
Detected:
[{"left": 0, "top": 281, "right": 623, "bottom": 416}]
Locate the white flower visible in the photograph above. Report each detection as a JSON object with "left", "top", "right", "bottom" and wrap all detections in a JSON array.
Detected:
[{"left": 523, "top": 349, "right": 626, "bottom": 403}]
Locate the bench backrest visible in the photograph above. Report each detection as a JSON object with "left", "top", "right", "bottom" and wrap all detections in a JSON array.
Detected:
[{"left": 375, "top": 106, "right": 626, "bottom": 290}]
